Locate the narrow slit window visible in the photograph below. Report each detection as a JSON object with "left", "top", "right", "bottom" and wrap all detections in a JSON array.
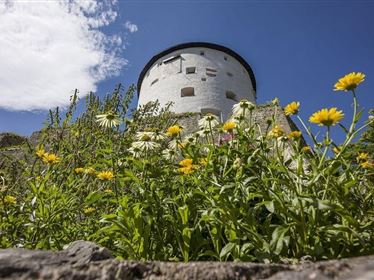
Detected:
[
  {"left": 226, "top": 91, "right": 237, "bottom": 101},
  {"left": 200, "top": 51, "right": 205, "bottom": 56},
  {"left": 151, "top": 78, "right": 159, "bottom": 86},
  {"left": 186, "top": 67, "right": 196, "bottom": 74},
  {"left": 227, "top": 72, "right": 233, "bottom": 77},
  {"left": 224, "top": 56, "right": 228, "bottom": 61},
  {"left": 201, "top": 77, "right": 206, "bottom": 81},
  {"left": 206, "top": 68, "right": 217, "bottom": 77},
  {"left": 181, "top": 87, "right": 195, "bottom": 97}
]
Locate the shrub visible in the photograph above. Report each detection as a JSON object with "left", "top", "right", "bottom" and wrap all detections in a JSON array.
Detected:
[{"left": 0, "top": 74, "right": 373, "bottom": 262}]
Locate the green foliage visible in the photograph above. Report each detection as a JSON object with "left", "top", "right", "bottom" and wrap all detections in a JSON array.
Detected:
[{"left": 0, "top": 83, "right": 373, "bottom": 262}]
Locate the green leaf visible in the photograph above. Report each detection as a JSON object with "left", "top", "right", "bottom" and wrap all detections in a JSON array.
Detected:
[
  {"left": 220, "top": 242, "right": 236, "bottom": 260},
  {"left": 264, "top": 201, "right": 275, "bottom": 213},
  {"left": 85, "top": 191, "right": 103, "bottom": 205},
  {"left": 178, "top": 205, "right": 189, "bottom": 225}
]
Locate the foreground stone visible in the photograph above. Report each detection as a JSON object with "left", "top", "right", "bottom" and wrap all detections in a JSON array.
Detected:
[{"left": 0, "top": 241, "right": 373, "bottom": 280}]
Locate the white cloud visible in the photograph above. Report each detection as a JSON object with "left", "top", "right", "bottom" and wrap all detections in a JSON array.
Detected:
[
  {"left": 0, "top": 0, "right": 129, "bottom": 111},
  {"left": 124, "top": 21, "right": 138, "bottom": 33}
]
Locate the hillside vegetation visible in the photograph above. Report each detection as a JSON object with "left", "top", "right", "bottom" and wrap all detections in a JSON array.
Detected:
[{"left": 0, "top": 74, "right": 373, "bottom": 262}]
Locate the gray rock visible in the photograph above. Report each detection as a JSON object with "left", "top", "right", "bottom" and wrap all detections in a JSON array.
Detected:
[
  {"left": 0, "top": 241, "right": 373, "bottom": 279},
  {"left": 0, "top": 133, "right": 26, "bottom": 149},
  {"left": 0, "top": 241, "right": 113, "bottom": 279}
]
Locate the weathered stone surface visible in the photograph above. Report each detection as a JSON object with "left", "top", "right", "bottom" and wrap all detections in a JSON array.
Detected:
[
  {"left": 0, "top": 133, "right": 26, "bottom": 149},
  {"left": 0, "top": 241, "right": 373, "bottom": 280}
]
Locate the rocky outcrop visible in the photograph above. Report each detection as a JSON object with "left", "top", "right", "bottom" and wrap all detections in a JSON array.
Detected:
[
  {"left": 0, "top": 241, "right": 373, "bottom": 280},
  {"left": 0, "top": 133, "right": 26, "bottom": 149}
]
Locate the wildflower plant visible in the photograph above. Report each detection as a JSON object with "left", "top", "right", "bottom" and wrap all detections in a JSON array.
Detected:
[{"left": 0, "top": 75, "right": 373, "bottom": 263}]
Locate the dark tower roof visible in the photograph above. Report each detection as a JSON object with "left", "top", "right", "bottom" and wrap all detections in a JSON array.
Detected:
[{"left": 137, "top": 42, "right": 257, "bottom": 96}]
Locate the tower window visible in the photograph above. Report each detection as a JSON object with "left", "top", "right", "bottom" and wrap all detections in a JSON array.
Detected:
[
  {"left": 224, "top": 56, "right": 228, "bottom": 61},
  {"left": 186, "top": 67, "right": 196, "bottom": 74},
  {"left": 227, "top": 72, "right": 233, "bottom": 77},
  {"left": 151, "top": 78, "right": 159, "bottom": 86},
  {"left": 181, "top": 87, "right": 195, "bottom": 97},
  {"left": 226, "top": 91, "right": 237, "bottom": 101},
  {"left": 201, "top": 77, "right": 206, "bottom": 81},
  {"left": 200, "top": 51, "right": 205, "bottom": 56}
]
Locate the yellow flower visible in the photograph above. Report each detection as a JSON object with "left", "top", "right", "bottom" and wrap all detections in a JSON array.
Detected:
[
  {"left": 4, "top": 195, "right": 17, "bottom": 205},
  {"left": 104, "top": 189, "right": 113, "bottom": 194},
  {"left": 83, "top": 207, "right": 95, "bottom": 215},
  {"left": 84, "top": 167, "right": 96, "bottom": 175},
  {"left": 42, "top": 153, "right": 60, "bottom": 164},
  {"left": 301, "top": 146, "right": 311, "bottom": 153},
  {"left": 357, "top": 152, "right": 369, "bottom": 162},
  {"left": 334, "top": 72, "right": 365, "bottom": 91},
  {"left": 36, "top": 148, "right": 46, "bottom": 158},
  {"left": 309, "top": 108, "right": 344, "bottom": 126},
  {"left": 287, "top": 130, "right": 302, "bottom": 139},
  {"left": 97, "top": 171, "right": 114, "bottom": 181},
  {"left": 268, "top": 125, "right": 284, "bottom": 138},
  {"left": 178, "top": 158, "right": 195, "bottom": 175},
  {"left": 223, "top": 121, "right": 236, "bottom": 132},
  {"left": 361, "top": 161, "right": 374, "bottom": 169},
  {"left": 284, "top": 102, "right": 300, "bottom": 116},
  {"left": 178, "top": 166, "right": 195, "bottom": 175},
  {"left": 74, "top": 167, "right": 85, "bottom": 174},
  {"left": 179, "top": 158, "right": 193, "bottom": 167},
  {"left": 166, "top": 125, "right": 183, "bottom": 137}
]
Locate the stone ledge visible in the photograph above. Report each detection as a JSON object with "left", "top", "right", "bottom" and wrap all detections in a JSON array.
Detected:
[{"left": 0, "top": 241, "right": 372, "bottom": 280}]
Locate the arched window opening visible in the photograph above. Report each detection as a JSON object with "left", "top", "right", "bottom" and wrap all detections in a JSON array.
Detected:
[
  {"left": 181, "top": 87, "right": 195, "bottom": 97},
  {"left": 226, "top": 91, "right": 237, "bottom": 102}
]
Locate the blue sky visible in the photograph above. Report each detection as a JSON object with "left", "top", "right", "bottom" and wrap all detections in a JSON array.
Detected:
[{"left": 0, "top": 0, "right": 373, "bottom": 146}]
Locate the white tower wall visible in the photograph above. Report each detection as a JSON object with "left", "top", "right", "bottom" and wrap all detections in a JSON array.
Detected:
[{"left": 138, "top": 45, "right": 256, "bottom": 119}]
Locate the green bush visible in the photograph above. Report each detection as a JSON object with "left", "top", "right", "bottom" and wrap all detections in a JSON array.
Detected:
[{"left": 0, "top": 74, "right": 373, "bottom": 262}]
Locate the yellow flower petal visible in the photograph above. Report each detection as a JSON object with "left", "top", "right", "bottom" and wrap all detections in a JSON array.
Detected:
[
  {"left": 333, "top": 72, "right": 365, "bottom": 91},
  {"left": 309, "top": 108, "right": 344, "bottom": 126}
]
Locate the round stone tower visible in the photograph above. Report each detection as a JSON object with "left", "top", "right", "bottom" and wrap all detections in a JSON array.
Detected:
[{"left": 137, "top": 42, "right": 256, "bottom": 119}]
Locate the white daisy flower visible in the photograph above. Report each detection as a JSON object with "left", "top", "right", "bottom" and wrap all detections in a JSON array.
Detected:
[
  {"left": 183, "top": 133, "right": 200, "bottom": 145},
  {"left": 232, "top": 99, "right": 255, "bottom": 118},
  {"left": 162, "top": 149, "right": 178, "bottom": 161},
  {"left": 131, "top": 140, "right": 160, "bottom": 152},
  {"left": 128, "top": 146, "right": 142, "bottom": 158},
  {"left": 135, "top": 131, "right": 155, "bottom": 141},
  {"left": 152, "top": 131, "right": 167, "bottom": 141},
  {"left": 96, "top": 111, "right": 121, "bottom": 128},
  {"left": 198, "top": 113, "right": 220, "bottom": 130}
]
